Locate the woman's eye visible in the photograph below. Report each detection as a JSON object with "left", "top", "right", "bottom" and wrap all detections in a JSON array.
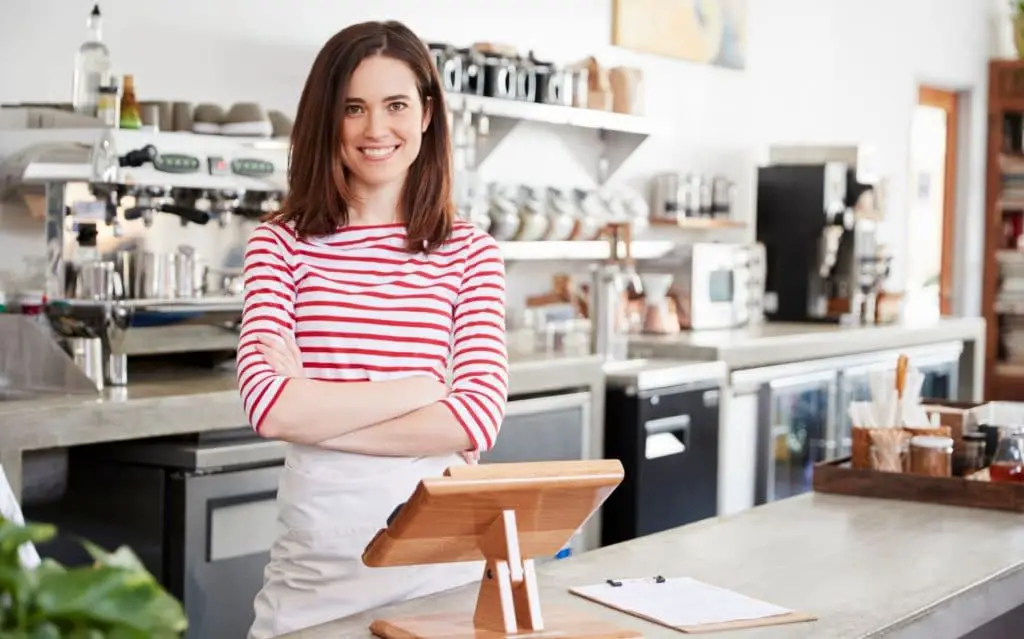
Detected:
[
  {"left": 344, "top": 104, "right": 363, "bottom": 116},
  {"left": 388, "top": 102, "right": 408, "bottom": 112}
]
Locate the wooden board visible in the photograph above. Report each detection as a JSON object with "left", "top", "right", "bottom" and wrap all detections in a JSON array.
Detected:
[
  {"left": 363, "top": 459, "right": 624, "bottom": 568},
  {"left": 370, "top": 607, "right": 641, "bottom": 638},
  {"left": 813, "top": 457, "right": 1024, "bottom": 513}
]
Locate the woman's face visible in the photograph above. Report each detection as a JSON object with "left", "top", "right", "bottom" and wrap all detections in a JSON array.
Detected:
[{"left": 340, "top": 55, "right": 431, "bottom": 191}]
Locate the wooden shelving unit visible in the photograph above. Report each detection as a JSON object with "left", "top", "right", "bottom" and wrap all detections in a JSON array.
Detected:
[{"left": 982, "top": 60, "right": 1024, "bottom": 400}]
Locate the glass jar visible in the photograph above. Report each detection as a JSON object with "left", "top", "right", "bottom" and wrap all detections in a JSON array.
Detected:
[
  {"left": 909, "top": 435, "right": 953, "bottom": 477},
  {"left": 989, "top": 427, "right": 1024, "bottom": 483},
  {"left": 954, "top": 432, "right": 987, "bottom": 477}
]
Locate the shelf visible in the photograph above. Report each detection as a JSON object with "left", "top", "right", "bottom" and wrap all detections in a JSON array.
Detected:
[
  {"left": 649, "top": 217, "right": 746, "bottom": 230},
  {"left": 995, "top": 363, "right": 1024, "bottom": 379},
  {"left": 445, "top": 93, "right": 661, "bottom": 184},
  {"left": 996, "top": 199, "right": 1024, "bottom": 211},
  {"left": 445, "top": 93, "right": 658, "bottom": 136},
  {"left": 998, "top": 153, "right": 1024, "bottom": 175},
  {"left": 498, "top": 240, "right": 675, "bottom": 262}
]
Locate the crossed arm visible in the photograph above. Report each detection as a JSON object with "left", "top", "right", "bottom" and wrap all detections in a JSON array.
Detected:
[{"left": 235, "top": 223, "right": 508, "bottom": 456}]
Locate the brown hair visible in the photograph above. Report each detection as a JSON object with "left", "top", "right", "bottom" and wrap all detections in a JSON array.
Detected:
[{"left": 268, "top": 20, "right": 454, "bottom": 252}]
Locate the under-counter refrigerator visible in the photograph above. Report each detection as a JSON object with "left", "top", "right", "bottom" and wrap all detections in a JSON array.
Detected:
[{"left": 729, "top": 340, "right": 966, "bottom": 506}]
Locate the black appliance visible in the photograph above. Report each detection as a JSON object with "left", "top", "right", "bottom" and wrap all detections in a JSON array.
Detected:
[
  {"left": 755, "top": 162, "right": 882, "bottom": 323},
  {"left": 601, "top": 361, "right": 724, "bottom": 546},
  {"left": 27, "top": 428, "right": 285, "bottom": 639}
]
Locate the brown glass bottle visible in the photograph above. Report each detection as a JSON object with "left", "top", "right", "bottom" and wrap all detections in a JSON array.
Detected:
[{"left": 119, "top": 74, "right": 141, "bottom": 129}]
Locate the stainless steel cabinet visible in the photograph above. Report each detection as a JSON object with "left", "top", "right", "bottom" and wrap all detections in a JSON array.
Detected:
[
  {"left": 29, "top": 434, "right": 286, "bottom": 639},
  {"left": 481, "top": 391, "right": 590, "bottom": 464}
]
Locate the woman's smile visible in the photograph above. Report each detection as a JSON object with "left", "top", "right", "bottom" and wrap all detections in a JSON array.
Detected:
[{"left": 359, "top": 144, "right": 401, "bottom": 161}]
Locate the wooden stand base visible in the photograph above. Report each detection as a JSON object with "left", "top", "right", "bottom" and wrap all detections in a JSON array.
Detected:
[
  {"left": 370, "top": 608, "right": 641, "bottom": 639},
  {"left": 371, "top": 510, "right": 640, "bottom": 639}
]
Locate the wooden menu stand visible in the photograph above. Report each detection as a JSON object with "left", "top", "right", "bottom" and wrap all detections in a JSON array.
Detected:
[{"left": 363, "top": 459, "right": 641, "bottom": 639}]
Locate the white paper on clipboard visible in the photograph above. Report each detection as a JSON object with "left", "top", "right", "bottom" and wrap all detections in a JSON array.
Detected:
[{"left": 0, "top": 464, "right": 41, "bottom": 569}]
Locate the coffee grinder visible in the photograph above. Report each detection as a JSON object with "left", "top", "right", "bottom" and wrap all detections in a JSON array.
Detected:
[{"left": 755, "top": 158, "right": 886, "bottom": 324}]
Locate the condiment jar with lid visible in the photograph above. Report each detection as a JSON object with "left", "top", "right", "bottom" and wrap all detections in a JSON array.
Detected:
[
  {"left": 954, "top": 432, "right": 987, "bottom": 477},
  {"left": 909, "top": 435, "right": 953, "bottom": 477}
]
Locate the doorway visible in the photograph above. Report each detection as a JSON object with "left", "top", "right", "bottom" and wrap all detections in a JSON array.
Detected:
[{"left": 905, "top": 86, "right": 959, "bottom": 320}]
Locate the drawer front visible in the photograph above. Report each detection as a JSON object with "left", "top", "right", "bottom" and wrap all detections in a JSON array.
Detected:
[{"left": 482, "top": 392, "right": 590, "bottom": 464}]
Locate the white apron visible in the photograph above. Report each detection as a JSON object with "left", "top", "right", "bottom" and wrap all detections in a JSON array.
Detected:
[{"left": 248, "top": 444, "right": 483, "bottom": 639}]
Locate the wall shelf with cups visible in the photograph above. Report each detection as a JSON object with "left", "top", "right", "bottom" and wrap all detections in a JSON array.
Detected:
[
  {"left": 497, "top": 239, "right": 675, "bottom": 262},
  {"left": 445, "top": 92, "right": 660, "bottom": 186}
]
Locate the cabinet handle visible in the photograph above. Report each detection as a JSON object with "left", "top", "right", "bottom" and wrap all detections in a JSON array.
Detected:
[
  {"left": 644, "top": 414, "right": 690, "bottom": 460},
  {"left": 644, "top": 414, "right": 690, "bottom": 435}
]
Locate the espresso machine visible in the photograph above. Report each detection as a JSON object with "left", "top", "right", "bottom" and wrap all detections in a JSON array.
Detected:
[
  {"left": 0, "top": 107, "right": 288, "bottom": 391},
  {"left": 755, "top": 151, "right": 888, "bottom": 325}
]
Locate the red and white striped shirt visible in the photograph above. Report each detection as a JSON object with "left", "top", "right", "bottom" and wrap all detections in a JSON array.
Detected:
[{"left": 235, "top": 220, "right": 508, "bottom": 451}]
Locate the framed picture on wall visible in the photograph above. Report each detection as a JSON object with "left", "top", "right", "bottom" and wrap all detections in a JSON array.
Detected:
[{"left": 611, "top": 0, "right": 749, "bottom": 70}]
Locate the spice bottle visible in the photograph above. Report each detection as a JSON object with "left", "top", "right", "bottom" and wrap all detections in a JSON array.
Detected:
[
  {"left": 96, "top": 83, "right": 120, "bottom": 127},
  {"left": 119, "top": 74, "right": 141, "bottom": 129}
]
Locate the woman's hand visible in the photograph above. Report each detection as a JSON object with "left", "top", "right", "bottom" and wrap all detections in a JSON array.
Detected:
[{"left": 257, "top": 329, "right": 305, "bottom": 378}]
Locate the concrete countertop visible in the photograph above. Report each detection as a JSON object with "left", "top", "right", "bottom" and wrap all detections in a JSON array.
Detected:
[
  {"left": 278, "top": 493, "right": 1024, "bottom": 639},
  {"left": 0, "top": 352, "right": 607, "bottom": 498},
  {"left": 0, "top": 354, "right": 604, "bottom": 448},
  {"left": 627, "top": 316, "right": 985, "bottom": 370}
]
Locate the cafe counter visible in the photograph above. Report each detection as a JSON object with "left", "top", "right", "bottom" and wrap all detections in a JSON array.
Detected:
[{"left": 276, "top": 493, "right": 1024, "bottom": 639}]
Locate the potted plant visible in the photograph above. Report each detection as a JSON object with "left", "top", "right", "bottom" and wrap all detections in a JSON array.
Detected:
[
  {"left": 1011, "top": 1, "right": 1024, "bottom": 58},
  {"left": 0, "top": 515, "right": 187, "bottom": 638}
]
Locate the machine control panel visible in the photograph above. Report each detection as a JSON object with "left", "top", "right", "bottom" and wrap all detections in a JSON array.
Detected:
[
  {"left": 206, "top": 156, "right": 275, "bottom": 178},
  {"left": 231, "top": 158, "right": 275, "bottom": 178},
  {"left": 208, "top": 156, "right": 230, "bottom": 176},
  {"left": 154, "top": 153, "right": 202, "bottom": 174}
]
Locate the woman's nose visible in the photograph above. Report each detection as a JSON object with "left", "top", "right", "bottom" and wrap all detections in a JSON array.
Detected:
[{"left": 364, "top": 109, "right": 388, "bottom": 138}]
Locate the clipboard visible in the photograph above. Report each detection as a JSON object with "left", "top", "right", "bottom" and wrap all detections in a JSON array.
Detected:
[
  {"left": 362, "top": 459, "right": 643, "bottom": 639},
  {"left": 570, "top": 575, "right": 817, "bottom": 634}
]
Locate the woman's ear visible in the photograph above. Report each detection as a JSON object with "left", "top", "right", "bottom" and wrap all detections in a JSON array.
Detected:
[{"left": 422, "top": 96, "right": 432, "bottom": 133}]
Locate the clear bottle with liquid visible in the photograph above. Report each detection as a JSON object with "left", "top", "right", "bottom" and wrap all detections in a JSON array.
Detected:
[{"left": 72, "top": 4, "right": 112, "bottom": 116}]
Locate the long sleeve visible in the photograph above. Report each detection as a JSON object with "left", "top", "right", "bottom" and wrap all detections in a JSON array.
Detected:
[
  {"left": 236, "top": 223, "right": 297, "bottom": 433},
  {"left": 439, "top": 232, "right": 509, "bottom": 451}
]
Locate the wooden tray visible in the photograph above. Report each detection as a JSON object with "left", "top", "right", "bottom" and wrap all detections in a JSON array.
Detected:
[{"left": 813, "top": 457, "right": 1024, "bottom": 513}]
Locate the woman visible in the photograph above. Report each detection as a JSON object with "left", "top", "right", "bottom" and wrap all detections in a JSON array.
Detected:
[{"left": 235, "top": 20, "right": 508, "bottom": 639}]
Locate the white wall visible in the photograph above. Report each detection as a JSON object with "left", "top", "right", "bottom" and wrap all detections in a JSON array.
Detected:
[{"left": 0, "top": 0, "right": 998, "bottom": 314}]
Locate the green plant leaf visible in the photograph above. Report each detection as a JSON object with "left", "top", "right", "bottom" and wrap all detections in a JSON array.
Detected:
[
  {"left": 33, "top": 565, "right": 187, "bottom": 634},
  {"left": 27, "top": 622, "right": 60, "bottom": 639},
  {"left": 0, "top": 520, "right": 54, "bottom": 564},
  {"left": 0, "top": 564, "right": 33, "bottom": 630},
  {"left": 81, "top": 542, "right": 147, "bottom": 574},
  {"left": 0, "top": 518, "right": 186, "bottom": 637}
]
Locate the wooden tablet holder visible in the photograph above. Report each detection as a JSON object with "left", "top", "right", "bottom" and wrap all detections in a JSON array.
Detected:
[{"left": 363, "top": 459, "right": 641, "bottom": 639}]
